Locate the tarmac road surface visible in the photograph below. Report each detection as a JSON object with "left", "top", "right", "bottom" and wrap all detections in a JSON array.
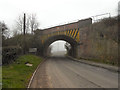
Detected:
[{"left": 30, "top": 56, "right": 118, "bottom": 88}]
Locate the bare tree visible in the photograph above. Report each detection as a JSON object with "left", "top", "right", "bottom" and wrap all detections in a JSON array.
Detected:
[
  {"left": 64, "top": 42, "right": 71, "bottom": 54},
  {"left": 0, "top": 21, "right": 7, "bottom": 35},
  {"left": 0, "top": 21, "right": 9, "bottom": 39},
  {"left": 15, "top": 15, "right": 23, "bottom": 34},
  {"left": 14, "top": 13, "right": 39, "bottom": 35},
  {"left": 29, "top": 14, "right": 39, "bottom": 34},
  {"left": 26, "top": 16, "right": 30, "bottom": 34}
]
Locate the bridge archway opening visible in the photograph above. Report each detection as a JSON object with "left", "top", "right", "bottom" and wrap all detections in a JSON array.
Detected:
[
  {"left": 42, "top": 35, "right": 78, "bottom": 57},
  {"left": 48, "top": 40, "right": 69, "bottom": 57}
]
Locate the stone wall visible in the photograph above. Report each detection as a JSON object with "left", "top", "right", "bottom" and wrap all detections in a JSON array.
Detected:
[{"left": 77, "top": 19, "right": 118, "bottom": 65}]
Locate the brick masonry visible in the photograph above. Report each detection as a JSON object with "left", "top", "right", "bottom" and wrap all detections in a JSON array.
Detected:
[{"left": 35, "top": 17, "right": 118, "bottom": 64}]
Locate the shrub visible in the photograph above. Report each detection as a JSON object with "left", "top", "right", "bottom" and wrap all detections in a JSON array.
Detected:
[
  {"left": 2, "top": 46, "right": 22, "bottom": 64},
  {"left": 102, "top": 17, "right": 117, "bottom": 26}
]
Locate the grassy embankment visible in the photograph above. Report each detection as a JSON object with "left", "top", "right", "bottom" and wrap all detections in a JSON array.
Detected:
[
  {"left": 3, "top": 54, "right": 43, "bottom": 88},
  {"left": 79, "top": 57, "right": 118, "bottom": 66}
]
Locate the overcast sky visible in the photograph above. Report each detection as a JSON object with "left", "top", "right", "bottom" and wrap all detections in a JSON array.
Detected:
[
  {"left": 0, "top": 0, "right": 119, "bottom": 29},
  {"left": 0, "top": 0, "right": 119, "bottom": 52}
]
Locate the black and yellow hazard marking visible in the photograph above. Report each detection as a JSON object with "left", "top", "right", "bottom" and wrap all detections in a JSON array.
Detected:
[
  {"left": 71, "top": 29, "right": 76, "bottom": 37},
  {"left": 73, "top": 29, "right": 78, "bottom": 38},
  {"left": 69, "top": 29, "right": 73, "bottom": 37},
  {"left": 41, "top": 28, "right": 80, "bottom": 44}
]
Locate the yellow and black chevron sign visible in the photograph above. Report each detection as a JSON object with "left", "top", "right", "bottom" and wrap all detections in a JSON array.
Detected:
[{"left": 41, "top": 28, "right": 80, "bottom": 44}]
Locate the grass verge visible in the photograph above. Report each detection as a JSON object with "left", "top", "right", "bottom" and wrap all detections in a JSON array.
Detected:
[
  {"left": 79, "top": 57, "right": 118, "bottom": 67},
  {"left": 2, "top": 54, "right": 43, "bottom": 88}
]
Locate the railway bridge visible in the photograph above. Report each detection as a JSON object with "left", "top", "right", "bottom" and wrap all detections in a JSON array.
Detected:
[{"left": 34, "top": 18, "right": 92, "bottom": 57}]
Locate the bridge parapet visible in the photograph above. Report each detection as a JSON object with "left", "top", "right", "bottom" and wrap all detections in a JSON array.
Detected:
[{"left": 42, "top": 18, "right": 92, "bottom": 34}]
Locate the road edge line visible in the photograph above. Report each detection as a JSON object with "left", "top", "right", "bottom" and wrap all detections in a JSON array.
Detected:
[{"left": 27, "top": 58, "right": 46, "bottom": 88}]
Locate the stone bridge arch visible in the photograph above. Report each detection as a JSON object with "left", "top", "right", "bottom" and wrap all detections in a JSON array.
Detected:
[{"left": 43, "top": 34, "right": 79, "bottom": 57}]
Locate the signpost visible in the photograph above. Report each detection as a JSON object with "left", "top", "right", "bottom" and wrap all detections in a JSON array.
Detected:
[{"left": 29, "top": 48, "right": 37, "bottom": 54}]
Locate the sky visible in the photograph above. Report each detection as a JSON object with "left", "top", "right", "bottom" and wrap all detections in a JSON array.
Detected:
[{"left": 0, "top": 0, "right": 119, "bottom": 52}]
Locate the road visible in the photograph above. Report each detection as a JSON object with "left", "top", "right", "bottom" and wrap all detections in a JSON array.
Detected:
[{"left": 30, "top": 56, "right": 118, "bottom": 88}]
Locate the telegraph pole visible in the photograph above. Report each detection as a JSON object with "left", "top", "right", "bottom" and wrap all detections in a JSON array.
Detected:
[{"left": 23, "top": 13, "right": 26, "bottom": 54}]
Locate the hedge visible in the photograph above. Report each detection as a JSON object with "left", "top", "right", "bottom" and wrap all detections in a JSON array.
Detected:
[{"left": 2, "top": 46, "right": 22, "bottom": 65}]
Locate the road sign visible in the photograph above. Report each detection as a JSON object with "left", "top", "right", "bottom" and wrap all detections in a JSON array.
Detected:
[{"left": 29, "top": 48, "right": 37, "bottom": 53}]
